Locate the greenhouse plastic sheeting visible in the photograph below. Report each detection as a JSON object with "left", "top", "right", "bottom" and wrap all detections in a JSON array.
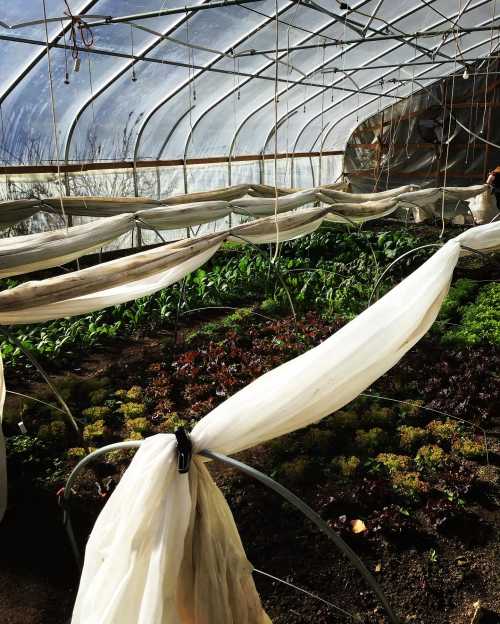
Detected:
[
  {"left": 343, "top": 57, "right": 500, "bottom": 193},
  {"left": 2, "top": 1, "right": 500, "bottom": 169}
]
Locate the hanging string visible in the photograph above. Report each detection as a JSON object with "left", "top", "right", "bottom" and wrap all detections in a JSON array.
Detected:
[
  {"left": 42, "top": 0, "right": 67, "bottom": 227},
  {"left": 465, "top": 67, "right": 477, "bottom": 165},
  {"left": 319, "top": 40, "right": 326, "bottom": 187},
  {"left": 186, "top": 10, "right": 196, "bottom": 154},
  {"left": 63, "top": 0, "right": 94, "bottom": 71},
  {"left": 481, "top": 0, "right": 497, "bottom": 133},
  {"left": 440, "top": 68, "right": 457, "bottom": 238},
  {"left": 130, "top": 25, "right": 137, "bottom": 82},
  {"left": 283, "top": 0, "right": 300, "bottom": 186},
  {"left": 61, "top": 19, "right": 70, "bottom": 85},
  {"left": 87, "top": 55, "right": 96, "bottom": 129},
  {"left": 253, "top": 568, "right": 356, "bottom": 620},
  {"left": 272, "top": 0, "right": 280, "bottom": 261}
]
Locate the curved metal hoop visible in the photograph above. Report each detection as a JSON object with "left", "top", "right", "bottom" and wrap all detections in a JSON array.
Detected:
[{"left": 62, "top": 441, "right": 399, "bottom": 624}]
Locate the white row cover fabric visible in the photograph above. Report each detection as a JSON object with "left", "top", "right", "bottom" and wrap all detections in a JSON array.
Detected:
[
  {"left": 70, "top": 221, "right": 500, "bottom": 624},
  {"left": 0, "top": 199, "right": 41, "bottom": 227},
  {"left": 316, "top": 184, "right": 417, "bottom": 204},
  {"left": 0, "top": 193, "right": 399, "bottom": 279},
  {"left": 3, "top": 183, "right": 490, "bottom": 279},
  {"left": 396, "top": 186, "right": 493, "bottom": 224},
  {"left": 0, "top": 182, "right": 349, "bottom": 228},
  {"left": 0, "top": 215, "right": 135, "bottom": 278},
  {"left": 468, "top": 191, "right": 500, "bottom": 225}
]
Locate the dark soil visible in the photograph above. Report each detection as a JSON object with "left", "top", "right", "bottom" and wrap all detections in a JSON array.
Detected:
[{"left": 1, "top": 309, "right": 499, "bottom": 624}]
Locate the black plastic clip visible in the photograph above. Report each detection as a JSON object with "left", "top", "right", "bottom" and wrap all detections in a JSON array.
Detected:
[{"left": 175, "top": 427, "right": 192, "bottom": 474}]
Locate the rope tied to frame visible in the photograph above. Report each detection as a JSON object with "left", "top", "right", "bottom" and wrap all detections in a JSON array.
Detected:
[{"left": 63, "top": 0, "right": 94, "bottom": 65}]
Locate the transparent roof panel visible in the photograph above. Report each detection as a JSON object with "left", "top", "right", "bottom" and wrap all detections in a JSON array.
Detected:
[{"left": 1, "top": 0, "right": 499, "bottom": 166}]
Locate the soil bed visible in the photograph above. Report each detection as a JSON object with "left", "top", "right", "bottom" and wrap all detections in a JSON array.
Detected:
[{"left": 1, "top": 304, "right": 499, "bottom": 624}]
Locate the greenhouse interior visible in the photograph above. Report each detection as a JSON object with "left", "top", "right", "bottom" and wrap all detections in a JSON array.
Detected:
[{"left": 1, "top": 1, "right": 500, "bottom": 623}]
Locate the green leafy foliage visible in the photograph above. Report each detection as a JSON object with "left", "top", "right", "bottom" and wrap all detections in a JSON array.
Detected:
[
  {"left": 441, "top": 282, "right": 500, "bottom": 345},
  {"left": 0, "top": 227, "right": 428, "bottom": 369}
]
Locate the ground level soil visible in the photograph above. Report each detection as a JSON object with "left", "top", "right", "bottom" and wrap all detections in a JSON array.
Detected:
[{"left": 0, "top": 308, "right": 499, "bottom": 624}]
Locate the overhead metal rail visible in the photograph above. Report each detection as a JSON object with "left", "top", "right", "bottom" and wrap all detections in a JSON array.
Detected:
[
  {"left": 0, "top": 0, "right": 100, "bottom": 105},
  {"left": 0, "top": 32, "right": 399, "bottom": 95},
  {"left": 320, "top": 57, "right": 500, "bottom": 72},
  {"left": 0, "top": 1, "right": 266, "bottom": 30},
  {"left": 264, "top": 0, "right": 495, "bottom": 162},
  {"left": 233, "top": 25, "right": 500, "bottom": 56},
  {"left": 0, "top": 150, "right": 343, "bottom": 176}
]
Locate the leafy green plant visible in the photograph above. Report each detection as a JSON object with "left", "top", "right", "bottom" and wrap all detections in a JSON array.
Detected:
[
  {"left": 118, "top": 402, "right": 146, "bottom": 418},
  {"left": 426, "top": 420, "right": 459, "bottom": 444},
  {"left": 398, "top": 425, "right": 428, "bottom": 452},
  {"left": 441, "top": 283, "right": 500, "bottom": 346},
  {"left": 375, "top": 453, "right": 413, "bottom": 474},
  {"left": 415, "top": 444, "right": 447, "bottom": 471},
  {"left": 332, "top": 455, "right": 360, "bottom": 478},
  {"left": 82, "top": 406, "right": 111, "bottom": 421},
  {"left": 452, "top": 437, "right": 485, "bottom": 459},
  {"left": 391, "top": 471, "right": 429, "bottom": 502}
]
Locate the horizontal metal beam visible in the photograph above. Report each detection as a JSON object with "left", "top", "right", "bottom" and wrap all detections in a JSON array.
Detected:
[
  {"left": 322, "top": 56, "right": 500, "bottom": 72},
  {"left": 349, "top": 170, "right": 485, "bottom": 178},
  {"left": 4, "top": 1, "right": 266, "bottom": 29},
  {"left": 235, "top": 25, "right": 500, "bottom": 55},
  {"left": 0, "top": 34, "right": 403, "bottom": 100},
  {"left": 0, "top": 150, "right": 344, "bottom": 175},
  {"left": 88, "top": 0, "right": 265, "bottom": 26},
  {"left": 0, "top": 0, "right": 100, "bottom": 106}
]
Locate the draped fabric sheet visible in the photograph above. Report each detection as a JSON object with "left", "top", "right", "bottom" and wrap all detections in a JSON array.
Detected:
[
  {"left": 0, "top": 199, "right": 41, "bottom": 227},
  {"left": 0, "top": 234, "right": 225, "bottom": 323},
  {"left": 69, "top": 221, "right": 500, "bottom": 624},
  {"left": 41, "top": 196, "right": 163, "bottom": 216},
  {"left": 137, "top": 201, "right": 232, "bottom": 229},
  {"left": 316, "top": 184, "right": 417, "bottom": 203},
  {"left": 0, "top": 215, "right": 135, "bottom": 278},
  {"left": 468, "top": 191, "right": 500, "bottom": 224},
  {"left": 396, "top": 185, "right": 491, "bottom": 223},
  {"left": 229, "top": 189, "right": 318, "bottom": 217},
  {"left": 0, "top": 181, "right": 348, "bottom": 226},
  {"left": 1, "top": 184, "right": 489, "bottom": 279},
  {"left": 0, "top": 195, "right": 393, "bottom": 279}
]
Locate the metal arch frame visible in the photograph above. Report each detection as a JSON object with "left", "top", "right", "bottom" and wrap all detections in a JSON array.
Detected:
[
  {"left": 230, "top": 0, "right": 489, "bottom": 163},
  {"left": 224, "top": 0, "right": 443, "bottom": 185},
  {"left": 315, "top": 14, "right": 498, "bottom": 153},
  {"left": 181, "top": 0, "right": 379, "bottom": 180},
  {"left": 0, "top": 0, "right": 101, "bottom": 106},
  {"left": 152, "top": 106, "right": 195, "bottom": 199},
  {"left": 131, "top": 1, "right": 297, "bottom": 195},
  {"left": 258, "top": 109, "right": 299, "bottom": 183},
  {"left": 260, "top": 0, "right": 487, "bottom": 159},
  {"left": 61, "top": 440, "right": 400, "bottom": 624},
  {"left": 316, "top": 31, "right": 500, "bottom": 175},
  {"left": 63, "top": 0, "right": 216, "bottom": 166},
  {"left": 362, "top": 0, "right": 386, "bottom": 36},
  {"left": 281, "top": 0, "right": 495, "bottom": 179}
]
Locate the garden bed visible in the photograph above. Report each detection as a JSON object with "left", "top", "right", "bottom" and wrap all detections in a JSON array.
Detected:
[{"left": 1, "top": 224, "right": 499, "bottom": 623}]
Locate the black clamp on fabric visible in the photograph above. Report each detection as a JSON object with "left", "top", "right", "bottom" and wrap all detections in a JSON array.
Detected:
[{"left": 175, "top": 427, "right": 192, "bottom": 474}]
